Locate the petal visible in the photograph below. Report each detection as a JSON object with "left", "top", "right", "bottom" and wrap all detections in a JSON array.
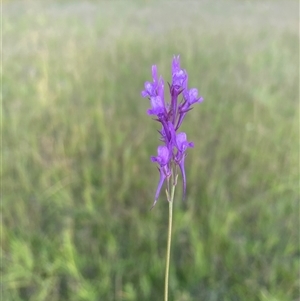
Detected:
[
  {"left": 151, "top": 145, "right": 170, "bottom": 166},
  {"left": 172, "top": 55, "right": 181, "bottom": 75},
  {"left": 158, "top": 76, "right": 164, "bottom": 100},
  {"left": 189, "top": 88, "right": 198, "bottom": 103},
  {"left": 152, "top": 65, "right": 158, "bottom": 85},
  {"left": 172, "top": 70, "right": 187, "bottom": 89},
  {"left": 176, "top": 132, "right": 187, "bottom": 151},
  {"left": 176, "top": 132, "right": 194, "bottom": 152},
  {"left": 188, "top": 88, "right": 204, "bottom": 105},
  {"left": 141, "top": 81, "right": 155, "bottom": 98},
  {"left": 147, "top": 96, "right": 165, "bottom": 116},
  {"left": 189, "top": 141, "right": 195, "bottom": 148},
  {"left": 157, "top": 145, "right": 169, "bottom": 165}
]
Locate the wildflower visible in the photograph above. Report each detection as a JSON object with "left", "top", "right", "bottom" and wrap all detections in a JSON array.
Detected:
[
  {"left": 141, "top": 55, "right": 203, "bottom": 207},
  {"left": 150, "top": 146, "right": 171, "bottom": 208}
]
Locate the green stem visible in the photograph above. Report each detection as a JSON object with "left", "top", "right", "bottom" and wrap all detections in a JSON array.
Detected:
[{"left": 164, "top": 176, "right": 176, "bottom": 301}]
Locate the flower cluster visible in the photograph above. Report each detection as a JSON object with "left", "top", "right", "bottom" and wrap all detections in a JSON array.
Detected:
[{"left": 141, "top": 55, "right": 203, "bottom": 207}]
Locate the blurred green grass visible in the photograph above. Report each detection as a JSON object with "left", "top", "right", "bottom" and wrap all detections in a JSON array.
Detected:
[{"left": 2, "top": 1, "right": 299, "bottom": 300}]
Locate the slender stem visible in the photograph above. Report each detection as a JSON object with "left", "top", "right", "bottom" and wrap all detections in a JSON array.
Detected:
[{"left": 164, "top": 175, "right": 176, "bottom": 301}]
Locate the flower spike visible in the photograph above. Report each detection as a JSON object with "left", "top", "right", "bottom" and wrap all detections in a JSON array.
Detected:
[
  {"left": 150, "top": 146, "right": 171, "bottom": 207},
  {"left": 141, "top": 55, "right": 203, "bottom": 206}
]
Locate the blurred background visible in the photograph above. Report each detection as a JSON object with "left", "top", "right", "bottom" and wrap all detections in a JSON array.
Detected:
[{"left": 3, "top": 0, "right": 299, "bottom": 300}]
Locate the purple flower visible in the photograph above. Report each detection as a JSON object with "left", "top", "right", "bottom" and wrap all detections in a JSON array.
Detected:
[
  {"left": 151, "top": 145, "right": 170, "bottom": 166},
  {"left": 151, "top": 146, "right": 171, "bottom": 208},
  {"left": 141, "top": 55, "right": 203, "bottom": 207},
  {"left": 141, "top": 65, "right": 159, "bottom": 98},
  {"left": 147, "top": 96, "right": 166, "bottom": 116},
  {"left": 183, "top": 88, "right": 204, "bottom": 109},
  {"left": 172, "top": 70, "right": 187, "bottom": 91}
]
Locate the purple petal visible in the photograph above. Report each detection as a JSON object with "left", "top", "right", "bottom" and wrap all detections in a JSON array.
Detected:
[
  {"left": 188, "top": 89, "right": 204, "bottom": 105},
  {"left": 158, "top": 76, "right": 164, "bottom": 100},
  {"left": 185, "top": 88, "right": 204, "bottom": 105},
  {"left": 141, "top": 81, "right": 155, "bottom": 98},
  {"left": 172, "top": 55, "right": 181, "bottom": 75},
  {"left": 176, "top": 132, "right": 187, "bottom": 146},
  {"left": 176, "top": 132, "right": 194, "bottom": 153},
  {"left": 172, "top": 70, "right": 187, "bottom": 90},
  {"left": 147, "top": 96, "right": 165, "bottom": 116},
  {"left": 152, "top": 65, "right": 158, "bottom": 85},
  {"left": 151, "top": 145, "right": 169, "bottom": 166},
  {"left": 157, "top": 145, "right": 169, "bottom": 165}
]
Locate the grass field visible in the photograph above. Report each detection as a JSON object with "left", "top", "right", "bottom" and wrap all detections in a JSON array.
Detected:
[{"left": 2, "top": 1, "right": 299, "bottom": 300}]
